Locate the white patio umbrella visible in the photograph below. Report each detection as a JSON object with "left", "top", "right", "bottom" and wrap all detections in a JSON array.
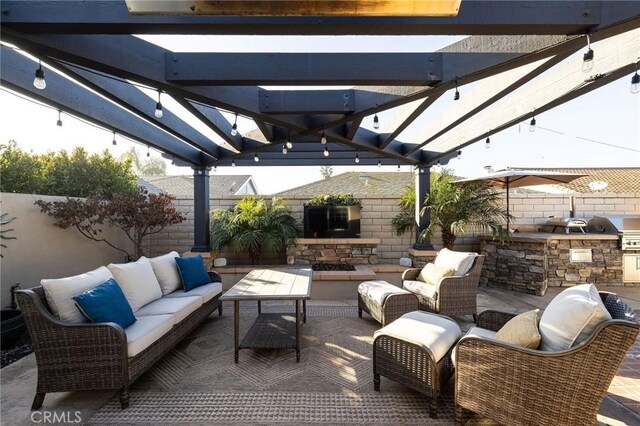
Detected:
[{"left": 454, "top": 169, "right": 587, "bottom": 231}]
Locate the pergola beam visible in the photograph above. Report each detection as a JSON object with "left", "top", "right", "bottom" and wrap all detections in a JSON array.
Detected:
[
  {"left": 3, "top": 1, "right": 639, "bottom": 35},
  {"left": 379, "top": 93, "right": 443, "bottom": 149},
  {"left": 259, "top": 89, "right": 356, "bottom": 114},
  {"left": 173, "top": 98, "right": 244, "bottom": 151},
  {"left": 0, "top": 47, "right": 206, "bottom": 165}
]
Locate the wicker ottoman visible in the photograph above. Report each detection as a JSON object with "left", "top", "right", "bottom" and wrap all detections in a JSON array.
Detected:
[
  {"left": 373, "top": 311, "right": 462, "bottom": 418},
  {"left": 358, "top": 280, "right": 419, "bottom": 327}
]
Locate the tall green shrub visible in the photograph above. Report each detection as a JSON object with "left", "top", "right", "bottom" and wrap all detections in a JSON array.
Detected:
[{"left": 0, "top": 141, "right": 136, "bottom": 197}]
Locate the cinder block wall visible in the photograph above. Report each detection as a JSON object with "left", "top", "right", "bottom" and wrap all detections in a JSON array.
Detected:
[{"left": 147, "top": 193, "right": 640, "bottom": 264}]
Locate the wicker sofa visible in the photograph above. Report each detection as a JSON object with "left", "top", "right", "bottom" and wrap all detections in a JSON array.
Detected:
[
  {"left": 402, "top": 254, "right": 484, "bottom": 321},
  {"left": 16, "top": 259, "right": 222, "bottom": 411},
  {"left": 454, "top": 291, "right": 640, "bottom": 426}
]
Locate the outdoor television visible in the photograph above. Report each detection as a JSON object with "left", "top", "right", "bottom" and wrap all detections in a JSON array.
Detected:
[{"left": 303, "top": 205, "right": 361, "bottom": 238}]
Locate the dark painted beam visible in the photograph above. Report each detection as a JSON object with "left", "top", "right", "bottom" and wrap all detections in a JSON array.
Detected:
[
  {"left": 51, "top": 62, "right": 226, "bottom": 160},
  {"left": 259, "top": 89, "right": 355, "bottom": 114},
  {"left": 3, "top": 1, "right": 639, "bottom": 35},
  {"left": 405, "top": 48, "right": 581, "bottom": 156},
  {"left": 0, "top": 47, "right": 205, "bottom": 165},
  {"left": 166, "top": 52, "right": 444, "bottom": 86},
  {"left": 254, "top": 120, "right": 274, "bottom": 141},
  {"left": 425, "top": 63, "right": 636, "bottom": 164},
  {"left": 173, "top": 98, "right": 244, "bottom": 151},
  {"left": 378, "top": 93, "right": 444, "bottom": 149},
  {"left": 345, "top": 117, "right": 364, "bottom": 140}
]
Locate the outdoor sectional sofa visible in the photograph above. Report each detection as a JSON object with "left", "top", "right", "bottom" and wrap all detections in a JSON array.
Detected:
[{"left": 15, "top": 252, "right": 222, "bottom": 410}]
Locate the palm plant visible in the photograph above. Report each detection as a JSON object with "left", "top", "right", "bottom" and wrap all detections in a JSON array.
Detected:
[
  {"left": 210, "top": 196, "right": 299, "bottom": 264},
  {"left": 391, "top": 185, "right": 416, "bottom": 245},
  {"left": 420, "top": 169, "right": 511, "bottom": 249}
]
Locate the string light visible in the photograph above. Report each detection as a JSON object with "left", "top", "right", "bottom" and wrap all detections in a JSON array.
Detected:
[
  {"left": 213, "top": 165, "right": 217, "bottom": 171},
  {"left": 436, "top": 159, "right": 441, "bottom": 167},
  {"left": 282, "top": 143, "right": 288, "bottom": 155},
  {"left": 231, "top": 113, "right": 238, "bottom": 136},
  {"left": 373, "top": 113, "right": 380, "bottom": 130},
  {"left": 56, "top": 110, "right": 63, "bottom": 127},
  {"left": 397, "top": 164, "right": 401, "bottom": 171},
  {"left": 154, "top": 90, "right": 163, "bottom": 118},
  {"left": 323, "top": 146, "right": 329, "bottom": 157},
  {"left": 377, "top": 159, "right": 382, "bottom": 168},
  {"left": 529, "top": 115, "right": 537, "bottom": 132},
  {"left": 112, "top": 131, "right": 117, "bottom": 146},
  {"left": 286, "top": 129, "right": 293, "bottom": 149},
  {"left": 355, "top": 153, "right": 360, "bottom": 163},
  {"left": 231, "top": 160, "right": 236, "bottom": 167},
  {"left": 321, "top": 130, "right": 327, "bottom": 145},
  {"left": 171, "top": 157, "right": 175, "bottom": 165},
  {"left": 631, "top": 61, "right": 640, "bottom": 94},
  {"left": 582, "top": 35, "right": 594, "bottom": 73},
  {"left": 146, "top": 146, "right": 150, "bottom": 157},
  {"left": 457, "top": 150, "right": 462, "bottom": 159},
  {"left": 453, "top": 79, "right": 460, "bottom": 101},
  {"left": 254, "top": 152, "right": 259, "bottom": 162},
  {"left": 485, "top": 137, "right": 491, "bottom": 149},
  {"left": 33, "top": 60, "right": 46, "bottom": 90}
]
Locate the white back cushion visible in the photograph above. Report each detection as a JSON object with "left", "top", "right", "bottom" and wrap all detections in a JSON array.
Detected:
[
  {"left": 149, "top": 251, "right": 182, "bottom": 295},
  {"left": 539, "top": 284, "right": 612, "bottom": 351},
  {"left": 434, "top": 248, "right": 477, "bottom": 276},
  {"left": 41, "top": 266, "right": 114, "bottom": 323},
  {"left": 108, "top": 257, "right": 163, "bottom": 311}
]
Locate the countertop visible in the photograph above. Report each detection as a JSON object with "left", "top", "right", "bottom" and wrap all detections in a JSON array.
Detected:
[{"left": 478, "top": 232, "right": 619, "bottom": 243}]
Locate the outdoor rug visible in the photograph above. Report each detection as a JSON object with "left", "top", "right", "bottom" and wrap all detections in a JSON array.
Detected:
[{"left": 89, "top": 302, "right": 466, "bottom": 425}]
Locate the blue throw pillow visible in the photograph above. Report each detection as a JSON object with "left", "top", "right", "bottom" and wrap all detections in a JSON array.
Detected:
[
  {"left": 175, "top": 255, "right": 211, "bottom": 291},
  {"left": 73, "top": 278, "right": 136, "bottom": 329},
  {"left": 604, "top": 294, "right": 638, "bottom": 323}
]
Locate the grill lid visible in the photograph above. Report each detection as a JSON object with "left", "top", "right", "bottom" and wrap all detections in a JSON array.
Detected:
[{"left": 586, "top": 215, "right": 640, "bottom": 234}]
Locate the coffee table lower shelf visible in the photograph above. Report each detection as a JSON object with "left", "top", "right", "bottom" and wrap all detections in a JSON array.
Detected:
[{"left": 240, "top": 313, "right": 297, "bottom": 350}]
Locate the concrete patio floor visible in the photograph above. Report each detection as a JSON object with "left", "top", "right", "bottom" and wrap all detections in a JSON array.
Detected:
[{"left": 1, "top": 286, "right": 638, "bottom": 425}]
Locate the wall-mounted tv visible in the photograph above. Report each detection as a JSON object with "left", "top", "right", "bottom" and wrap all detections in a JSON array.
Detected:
[{"left": 303, "top": 205, "right": 361, "bottom": 238}]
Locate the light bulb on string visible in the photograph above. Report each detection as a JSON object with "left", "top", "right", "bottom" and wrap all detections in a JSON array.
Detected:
[
  {"left": 231, "top": 160, "right": 236, "bottom": 167},
  {"left": 231, "top": 113, "right": 238, "bottom": 136},
  {"left": 373, "top": 113, "right": 380, "bottom": 130},
  {"left": 321, "top": 131, "right": 327, "bottom": 145},
  {"left": 254, "top": 152, "right": 259, "bottom": 162},
  {"left": 154, "top": 90, "right": 163, "bottom": 118},
  {"left": 582, "top": 35, "right": 594, "bottom": 74},
  {"left": 377, "top": 159, "right": 382, "bottom": 168},
  {"left": 171, "top": 157, "right": 175, "bottom": 166},
  {"left": 529, "top": 116, "right": 537, "bottom": 132},
  {"left": 323, "top": 146, "right": 329, "bottom": 157},
  {"left": 112, "top": 131, "right": 117, "bottom": 146},
  {"left": 56, "top": 110, "right": 63, "bottom": 127},
  {"left": 453, "top": 79, "right": 460, "bottom": 100},
  {"left": 146, "top": 146, "right": 150, "bottom": 157},
  {"left": 282, "top": 144, "right": 288, "bottom": 155},
  {"left": 631, "top": 62, "right": 640, "bottom": 94},
  {"left": 286, "top": 130, "right": 293, "bottom": 149},
  {"left": 213, "top": 165, "right": 217, "bottom": 172},
  {"left": 485, "top": 137, "right": 491, "bottom": 149},
  {"left": 355, "top": 153, "right": 360, "bottom": 163},
  {"left": 457, "top": 150, "right": 462, "bottom": 160},
  {"left": 33, "top": 61, "right": 46, "bottom": 90},
  {"left": 397, "top": 164, "right": 401, "bottom": 171}
]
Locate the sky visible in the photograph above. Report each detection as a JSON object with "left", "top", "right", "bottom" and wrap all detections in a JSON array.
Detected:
[{"left": 1, "top": 35, "right": 639, "bottom": 195}]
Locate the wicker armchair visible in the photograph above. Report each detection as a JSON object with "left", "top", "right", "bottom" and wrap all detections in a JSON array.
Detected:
[
  {"left": 454, "top": 300, "right": 640, "bottom": 426},
  {"left": 16, "top": 271, "right": 222, "bottom": 410},
  {"left": 402, "top": 255, "right": 484, "bottom": 321}
]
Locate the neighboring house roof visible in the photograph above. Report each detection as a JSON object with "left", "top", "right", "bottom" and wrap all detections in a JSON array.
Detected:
[
  {"left": 138, "top": 175, "right": 258, "bottom": 197},
  {"left": 275, "top": 172, "right": 413, "bottom": 198},
  {"left": 507, "top": 167, "right": 640, "bottom": 193}
]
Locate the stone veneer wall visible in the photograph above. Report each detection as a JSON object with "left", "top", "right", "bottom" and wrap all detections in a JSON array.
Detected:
[
  {"left": 480, "top": 235, "right": 626, "bottom": 295},
  {"left": 147, "top": 192, "right": 640, "bottom": 264},
  {"left": 286, "top": 240, "right": 379, "bottom": 265}
]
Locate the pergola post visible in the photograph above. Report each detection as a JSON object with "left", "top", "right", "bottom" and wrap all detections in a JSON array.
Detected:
[
  {"left": 413, "top": 166, "right": 434, "bottom": 250},
  {"left": 191, "top": 166, "right": 210, "bottom": 252}
]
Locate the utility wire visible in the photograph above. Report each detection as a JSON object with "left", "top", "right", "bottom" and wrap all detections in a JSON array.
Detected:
[{"left": 536, "top": 125, "right": 640, "bottom": 153}]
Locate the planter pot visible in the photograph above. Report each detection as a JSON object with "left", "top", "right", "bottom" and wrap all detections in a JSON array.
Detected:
[{"left": 1, "top": 309, "right": 25, "bottom": 350}]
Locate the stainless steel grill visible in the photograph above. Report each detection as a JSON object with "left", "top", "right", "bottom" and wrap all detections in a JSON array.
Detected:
[
  {"left": 587, "top": 215, "right": 640, "bottom": 283},
  {"left": 545, "top": 217, "right": 588, "bottom": 234}
]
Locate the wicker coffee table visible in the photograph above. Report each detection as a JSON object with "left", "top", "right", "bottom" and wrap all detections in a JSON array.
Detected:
[{"left": 220, "top": 268, "right": 312, "bottom": 363}]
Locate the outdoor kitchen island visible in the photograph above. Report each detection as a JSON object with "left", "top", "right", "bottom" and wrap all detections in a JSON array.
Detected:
[{"left": 479, "top": 232, "right": 632, "bottom": 296}]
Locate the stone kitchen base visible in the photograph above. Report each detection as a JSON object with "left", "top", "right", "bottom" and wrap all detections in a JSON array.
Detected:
[{"left": 286, "top": 238, "right": 380, "bottom": 265}]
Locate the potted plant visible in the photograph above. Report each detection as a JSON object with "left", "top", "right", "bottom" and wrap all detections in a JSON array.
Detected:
[
  {"left": 210, "top": 196, "right": 299, "bottom": 265},
  {"left": 419, "top": 169, "right": 510, "bottom": 249}
]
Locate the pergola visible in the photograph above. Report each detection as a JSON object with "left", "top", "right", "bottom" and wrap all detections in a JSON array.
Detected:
[{"left": 1, "top": 0, "right": 638, "bottom": 252}]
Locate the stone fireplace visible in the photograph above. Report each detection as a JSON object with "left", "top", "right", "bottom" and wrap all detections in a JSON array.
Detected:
[{"left": 286, "top": 238, "right": 380, "bottom": 265}]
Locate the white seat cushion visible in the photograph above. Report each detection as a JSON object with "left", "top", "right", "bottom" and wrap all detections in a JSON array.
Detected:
[
  {"left": 135, "top": 296, "right": 203, "bottom": 325},
  {"left": 434, "top": 248, "right": 477, "bottom": 276},
  {"left": 149, "top": 251, "right": 182, "bottom": 295},
  {"left": 539, "top": 284, "right": 611, "bottom": 351},
  {"left": 124, "top": 314, "right": 174, "bottom": 357},
  {"left": 108, "top": 257, "right": 163, "bottom": 311},
  {"left": 358, "top": 280, "right": 410, "bottom": 305},
  {"left": 374, "top": 311, "right": 462, "bottom": 362},
  {"left": 165, "top": 282, "right": 222, "bottom": 303},
  {"left": 452, "top": 326, "right": 498, "bottom": 365},
  {"left": 41, "top": 266, "right": 114, "bottom": 323},
  {"left": 403, "top": 280, "right": 438, "bottom": 300}
]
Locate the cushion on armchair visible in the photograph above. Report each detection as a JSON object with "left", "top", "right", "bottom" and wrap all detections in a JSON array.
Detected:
[
  {"left": 108, "top": 257, "right": 163, "bottom": 311},
  {"left": 417, "top": 262, "right": 455, "bottom": 285},
  {"left": 539, "top": 284, "right": 611, "bottom": 351},
  {"left": 495, "top": 309, "right": 542, "bottom": 349},
  {"left": 433, "top": 248, "right": 477, "bottom": 276}
]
